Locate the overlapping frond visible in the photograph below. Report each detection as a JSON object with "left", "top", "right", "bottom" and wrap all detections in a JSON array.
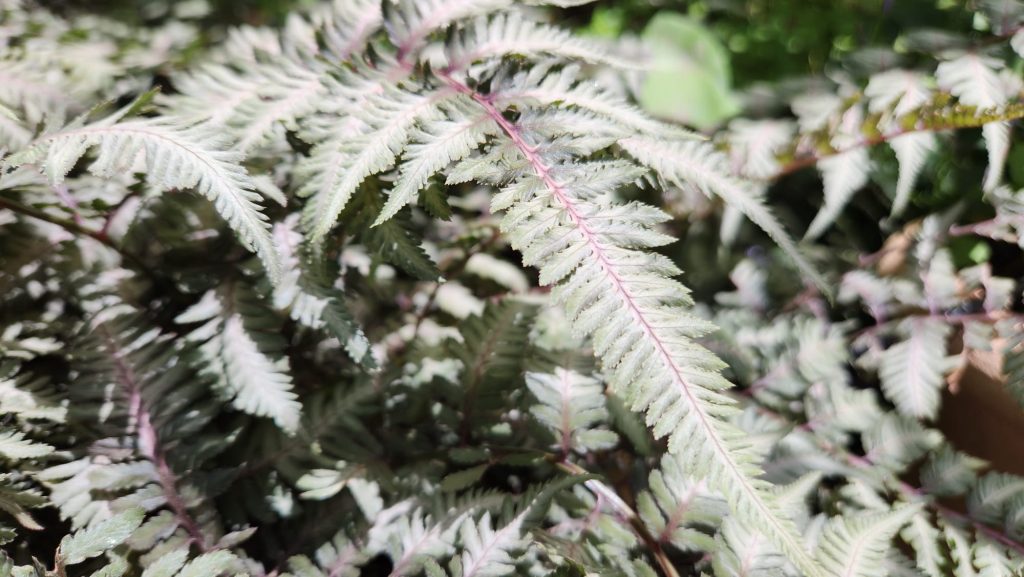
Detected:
[
  {"left": 476, "top": 109, "right": 824, "bottom": 575},
  {"left": 526, "top": 368, "right": 618, "bottom": 455},
  {"left": 878, "top": 317, "right": 953, "bottom": 420},
  {"left": 273, "top": 217, "right": 374, "bottom": 367},
  {"left": 636, "top": 455, "right": 723, "bottom": 553},
  {"left": 177, "top": 286, "right": 301, "bottom": 433},
  {"left": 376, "top": 97, "right": 499, "bottom": 224},
  {"left": 816, "top": 504, "right": 922, "bottom": 577}
]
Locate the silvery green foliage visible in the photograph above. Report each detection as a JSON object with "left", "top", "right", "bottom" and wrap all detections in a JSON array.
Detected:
[
  {"left": 1, "top": 1, "right": 1024, "bottom": 576},
  {"left": 716, "top": 6, "right": 1024, "bottom": 239}
]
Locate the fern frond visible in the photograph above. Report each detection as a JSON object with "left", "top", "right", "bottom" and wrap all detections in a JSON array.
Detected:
[
  {"left": 865, "top": 69, "right": 933, "bottom": 118},
  {"left": 285, "top": 530, "right": 368, "bottom": 577},
  {"left": 864, "top": 69, "right": 936, "bottom": 216},
  {"left": 0, "top": 473, "right": 47, "bottom": 532},
  {"left": 878, "top": 317, "right": 953, "bottom": 419},
  {"left": 273, "top": 217, "right": 374, "bottom": 367},
  {"left": 235, "top": 62, "right": 324, "bottom": 151},
  {"left": 967, "top": 473, "right": 1024, "bottom": 528},
  {"left": 636, "top": 454, "right": 722, "bottom": 553},
  {"left": 169, "top": 59, "right": 326, "bottom": 152},
  {"left": 37, "top": 304, "right": 224, "bottom": 554},
  {"left": 0, "top": 60, "right": 72, "bottom": 125},
  {"left": 804, "top": 148, "right": 871, "bottom": 240},
  {"left": 5, "top": 117, "right": 281, "bottom": 280},
  {"left": 444, "top": 14, "right": 623, "bottom": 71},
  {"left": 177, "top": 286, "right": 301, "bottom": 433},
  {"left": 862, "top": 414, "right": 941, "bottom": 471},
  {"left": 815, "top": 504, "right": 922, "bottom": 577},
  {"left": 943, "top": 522, "right": 979, "bottom": 577},
  {"left": 712, "top": 472, "right": 821, "bottom": 577},
  {"left": 974, "top": 536, "right": 1024, "bottom": 577},
  {"left": 526, "top": 368, "right": 618, "bottom": 455},
  {"left": 343, "top": 185, "right": 441, "bottom": 280},
  {"left": 369, "top": 505, "right": 464, "bottom": 577},
  {"left": 0, "top": 429, "right": 52, "bottom": 459},
  {"left": 920, "top": 445, "right": 985, "bottom": 497},
  {"left": 423, "top": 477, "right": 586, "bottom": 577},
  {"left": 388, "top": 0, "right": 513, "bottom": 62},
  {"left": 443, "top": 299, "right": 537, "bottom": 436},
  {"left": 312, "top": 0, "right": 384, "bottom": 60},
  {"left": 142, "top": 549, "right": 241, "bottom": 577},
  {"left": 0, "top": 370, "right": 65, "bottom": 423},
  {"left": 901, "top": 511, "right": 944, "bottom": 577},
  {"left": 889, "top": 132, "right": 937, "bottom": 217},
  {"left": 494, "top": 65, "right": 696, "bottom": 139},
  {"left": 300, "top": 84, "right": 454, "bottom": 243},
  {"left": 725, "top": 119, "right": 794, "bottom": 179},
  {"left": 445, "top": 511, "right": 527, "bottom": 577},
  {"left": 936, "top": 54, "right": 1010, "bottom": 191},
  {"left": 461, "top": 96, "right": 825, "bottom": 575},
  {"left": 58, "top": 507, "right": 145, "bottom": 566},
  {"left": 162, "top": 63, "right": 266, "bottom": 129}
]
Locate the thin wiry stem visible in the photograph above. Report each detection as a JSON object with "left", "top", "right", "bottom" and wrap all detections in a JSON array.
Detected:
[
  {"left": 0, "top": 195, "right": 154, "bottom": 274},
  {"left": 97, "top": 324, "right": 210, "bottom": 552},
  {"left": 767, "top": 104, "right": 1024, "bottom": 181}
]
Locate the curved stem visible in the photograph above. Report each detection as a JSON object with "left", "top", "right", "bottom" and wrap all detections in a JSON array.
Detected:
[
  {"left": 97, "top": 324, "right": 210, "bottom": 552},
  {"left": 554, "top": 460, "right": 681, "bottom": 577},
  {"left": 0, "top": 195, "right": 152, "bottom": 273},
  {"left": 768, "top": 105, "right": 1024, "bottom": 181}
]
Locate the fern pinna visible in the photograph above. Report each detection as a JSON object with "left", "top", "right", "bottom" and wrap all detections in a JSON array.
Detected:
[{"left": 2, "top": 0, "right": 1024, "bottom": 576}]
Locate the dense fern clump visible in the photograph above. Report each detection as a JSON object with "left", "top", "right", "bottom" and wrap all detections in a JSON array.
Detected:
[{"left": 2, "top": 0, "right": 1024, "bottom": 576}]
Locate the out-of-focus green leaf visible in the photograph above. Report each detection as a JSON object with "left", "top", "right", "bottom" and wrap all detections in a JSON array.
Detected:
[{"left": 640, "top": 12, "right": 741, "bottom": 130}]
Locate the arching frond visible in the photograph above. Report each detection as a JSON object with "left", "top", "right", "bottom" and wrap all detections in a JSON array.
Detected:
[
  {"left": 376, "top": 97, "right": 499, "bottom": 225},
  {"left": 4, "top": 117, "right": 281, "bottom": 280}
]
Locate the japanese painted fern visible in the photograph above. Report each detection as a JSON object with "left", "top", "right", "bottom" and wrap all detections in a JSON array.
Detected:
[{"left": 3, "top": 1, "right": 1024, "bottom": 577}]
